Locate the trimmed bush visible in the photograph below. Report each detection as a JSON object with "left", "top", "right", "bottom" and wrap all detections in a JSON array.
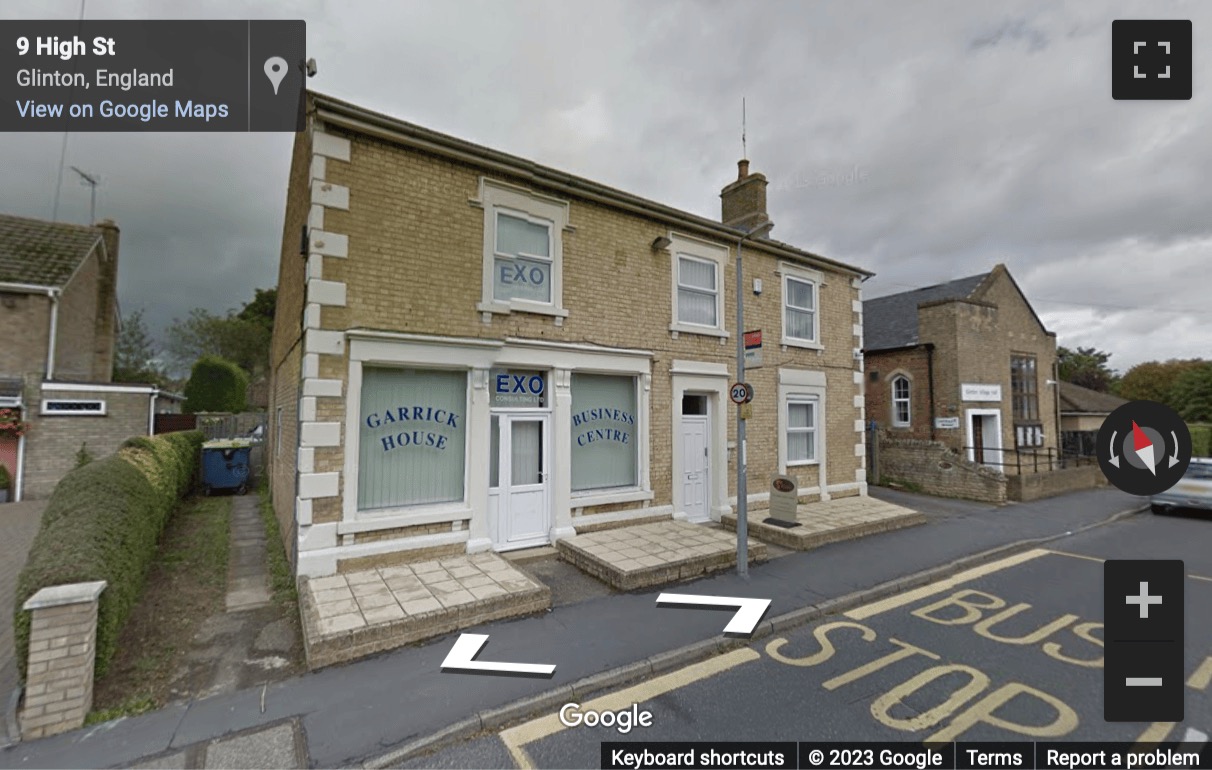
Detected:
[
  {"left": 13, "top": 430, "right": 203, "bottom": 681},
  {"left": 183, "top": 356, "right": 248, "bottom": 414},
  {"left": 1193, "top": 425, "right": 1212, "bottom": 458}
]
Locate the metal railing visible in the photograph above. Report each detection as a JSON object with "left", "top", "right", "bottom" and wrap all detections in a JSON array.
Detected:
[{"left": 960, "top": 445, "right": 1098, "bottom": 475}]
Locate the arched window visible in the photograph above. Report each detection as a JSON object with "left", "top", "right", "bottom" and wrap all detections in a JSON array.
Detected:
[{"left": 892, "top": 375, "right": 911, "bottom": 427}]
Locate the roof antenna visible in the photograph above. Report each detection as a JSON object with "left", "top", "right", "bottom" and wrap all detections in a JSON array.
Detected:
[{"left": 742, "top": 97, "right": 747, "bottom": 159}]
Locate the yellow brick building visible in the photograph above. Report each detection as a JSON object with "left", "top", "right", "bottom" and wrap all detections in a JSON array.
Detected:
[{"left": 269, "top": 93, "right": 874, "bottom": 577}]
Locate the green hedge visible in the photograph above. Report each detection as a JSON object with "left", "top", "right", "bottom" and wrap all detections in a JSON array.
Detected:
[
  {"left": 13, "top": 430, "right": 203, "bottom": 682},
  {"left": 1193, "top": 425, "right": 1212, "bottom": 458}
]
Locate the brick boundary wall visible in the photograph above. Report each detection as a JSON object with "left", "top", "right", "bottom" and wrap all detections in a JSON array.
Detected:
[
  {"left": 18, "top": 581, "right": 106, "bottom": 740},
  {"left": 1006, "top": 464, "right": 1107, "bottom": 502},
  {"left": 877, "top": 434, "right": 1007, "bottom": 503}
]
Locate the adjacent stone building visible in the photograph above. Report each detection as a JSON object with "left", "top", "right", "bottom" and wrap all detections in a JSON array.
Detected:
[
  {"left": 0, "top": 214, "right": 180, "bottom": 500},
  {"left": 862, "top": 264, "right": 1060, "bottom": 470},
  {"left": 1058, "top": 381, "right": 1126, "bottom": 457},
  {"left": 268, "top": 92, "right": 874, "bottom": 577}
]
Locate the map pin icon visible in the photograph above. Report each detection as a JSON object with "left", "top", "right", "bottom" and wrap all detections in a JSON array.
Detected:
[{"left": 264, "top": 56, "right": 288, "bottom": 95}]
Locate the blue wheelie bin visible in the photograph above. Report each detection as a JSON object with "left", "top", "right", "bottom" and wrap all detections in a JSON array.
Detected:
[{"left": 201, "top": 441, "right": 253, "bottom": 495}]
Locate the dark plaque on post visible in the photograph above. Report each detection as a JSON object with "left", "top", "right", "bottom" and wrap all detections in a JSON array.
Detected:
[{"left": 765, "top": 475, "right": 800, "bottom": 528}]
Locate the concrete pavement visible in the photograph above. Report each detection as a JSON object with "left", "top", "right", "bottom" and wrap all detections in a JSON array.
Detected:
[{"left": 0, "top": 488, "right": 1145, "bottom": 769}]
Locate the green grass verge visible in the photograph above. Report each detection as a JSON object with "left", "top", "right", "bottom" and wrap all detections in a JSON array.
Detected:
[
  {"left": 258, "top": 481, "right": 298, "bottom": 610},
  {"left": 85, "top": 695, "right": 157, "bottom": 726}
]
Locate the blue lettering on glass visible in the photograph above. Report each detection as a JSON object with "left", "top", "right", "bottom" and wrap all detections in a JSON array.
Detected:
[
  {"left": 571, "top": 405, "right": 635, "bottom": 446},
  {"left": 365, "top": 404, "right": 460, "bottom": 451},
  {"left": 494, "top": 374, "right": 545, "bottom": 396},
  {"left": 499, "top": 263, "right": 546, "bottom": 286}
]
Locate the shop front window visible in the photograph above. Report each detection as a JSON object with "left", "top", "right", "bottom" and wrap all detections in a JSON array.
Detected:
[
  {"left": 358, "top": 367, "right": 467, "bottom": 510},
  {"left": 570, "top": 373, "right": 638, "bottom": 491}
]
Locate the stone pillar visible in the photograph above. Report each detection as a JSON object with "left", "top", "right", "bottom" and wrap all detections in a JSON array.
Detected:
[{"left": 19, "top": 581, "right": 107, "bottom": 740}]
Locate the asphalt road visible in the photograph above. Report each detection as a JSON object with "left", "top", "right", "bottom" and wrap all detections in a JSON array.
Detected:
[{"left": 403, "top": 508, "right": 1212, "bottom": 769}]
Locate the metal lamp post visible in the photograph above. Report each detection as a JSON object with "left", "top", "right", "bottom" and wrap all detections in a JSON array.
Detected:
[{"left": 735, "top": 218, "right": 773, "bottom": 577}]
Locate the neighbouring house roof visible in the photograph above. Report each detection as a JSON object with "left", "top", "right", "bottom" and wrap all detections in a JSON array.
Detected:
[
  {"left": 1059, "top": 381, "right": 1127, "bottom": 415},
  {"left": 0, "top": 213, "right": 103, "bottom": 288},
  {"left": 309, "top": 91, "right": 874, "bottom": 280},
  {"left": 862, "top": 272, "right": 990, "bottom": 352}
]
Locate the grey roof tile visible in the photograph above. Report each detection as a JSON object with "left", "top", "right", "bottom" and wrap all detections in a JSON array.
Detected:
[
  {"left": 862, "top": 272, "right": 990, "bottom": 351},
  {"left": 0, "top": 213, "right": 102, "bottom": 287}
]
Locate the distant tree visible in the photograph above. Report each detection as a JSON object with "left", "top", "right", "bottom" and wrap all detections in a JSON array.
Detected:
[
  {"left": 165, "top": 287, "right": 275, "bottom": 378},
  {"left": 1117, "top": 359, "right": 1205, "bottom": 408},
  {"left": 112, "top": 309, "right": 167, "bottom": 386},
  {"left": 183, "top": 356, "right": 249, "bottom": 414},
  {"left": 1057, "top": 346, "right": 1117, "bottom": 393},
  {"left": 1169, "top": 362, "right": 1212, "bottom": 423}
]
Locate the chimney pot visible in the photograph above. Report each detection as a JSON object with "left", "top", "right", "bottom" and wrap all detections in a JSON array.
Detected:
[{"left": 738, "top": 159, "right": 749, "bottom": 179}]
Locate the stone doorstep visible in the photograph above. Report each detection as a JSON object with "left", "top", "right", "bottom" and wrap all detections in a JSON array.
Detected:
[
  {"left": 721, "top": 509, "right": 928, "bottom": 551},
  {"left": 299, "top": 578, "right": 552, "bottom": 671},
  {"left": 555, "top": 538, "right": 768, "bottom": 592}
]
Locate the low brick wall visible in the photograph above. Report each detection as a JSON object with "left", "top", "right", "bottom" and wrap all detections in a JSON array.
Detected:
[
  {"left": 1006, "top": 464, "right": 1107, "bottom": 502},
  {"left": 878, "top": 435, "right": 1007, "bottom": 503}
]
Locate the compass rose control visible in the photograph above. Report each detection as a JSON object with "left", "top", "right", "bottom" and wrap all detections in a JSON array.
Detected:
[{"left": 1096, "top": 400, "right": 1192, "bottom": 496}]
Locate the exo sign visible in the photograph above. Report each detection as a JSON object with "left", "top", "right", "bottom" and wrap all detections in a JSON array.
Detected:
[{"left": 491, "top": 370, "right": 546, "bottom": 408}]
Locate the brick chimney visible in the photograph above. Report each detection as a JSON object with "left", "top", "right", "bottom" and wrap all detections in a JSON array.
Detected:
[
  {"left": 93, "top": 220, "right": 120, "bottom": 383},
  {"left": 720, "top": 159, "right": 771, "bottom": 232}
]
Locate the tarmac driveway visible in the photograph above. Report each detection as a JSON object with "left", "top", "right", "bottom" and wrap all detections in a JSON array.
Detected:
[{"left": 0, "top": 500, "right": 46, "bottom": 742}]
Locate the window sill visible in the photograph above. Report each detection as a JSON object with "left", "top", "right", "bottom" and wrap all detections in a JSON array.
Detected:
[
  {"left": 478, "top": 301, "right": 570, "bottom": 319},
  {"left": 669, "top": 323, "right": 730, "bottom": 339},
  {"left": 571, "top": 488, "right": 654, "bottom": 508},
  {"left": 781, "top": 337, "right": 823, "bottom": 351},
  {"left": 786, "top": 460, "right": 820, "bottom": 468},
  {"left": 343, "top": 504, "right": 472, "bottom": 534},
  {"left": 891, "top": 423, "right": 912, "bottom": 430}
]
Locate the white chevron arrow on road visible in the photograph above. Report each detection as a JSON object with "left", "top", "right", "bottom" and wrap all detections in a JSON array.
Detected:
[
  {"left": 656, "top": 593, "right": 772, "bottom": 636},
  {"left": 439, "top": 633, "right": 556, "bottom": 677}
]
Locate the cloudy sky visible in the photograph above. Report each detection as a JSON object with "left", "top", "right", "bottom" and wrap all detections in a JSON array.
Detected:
[{"left": 4, "top": 0, "right": 1209, "bottom": 374}]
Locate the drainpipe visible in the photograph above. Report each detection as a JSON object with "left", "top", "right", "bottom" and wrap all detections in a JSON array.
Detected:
[
  {"left": 925, "top": 343, "right": 936, "bottom": 441},
  {"left": 15, "top": 430, "right": 25, "bottom": 503},
  {"left": 148, "top": 390, "right": 158, "bottom": 436},
  {"left": 45, "top": 288, "right": 61, "bottom": 380}
]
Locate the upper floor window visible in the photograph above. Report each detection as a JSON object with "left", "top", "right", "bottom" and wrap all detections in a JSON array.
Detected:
[
  {"left": 41, "top": 399, "right": 105, "bottom": 416},
  {"left": 1010, "top": 354, "right": 1039, "bottom": 423},
  {"left": 494, "top": 212, "right": 552, "bottom": 304},
  {"left": 668, "top": 233, "right": 729, "bottom": 338},
  {"left": 891, "top": 375, "right": 911, "bottom": 427},
  {"left": 780, "top": 262, "right": 823, "bottom": 349},
  {"left": 784, "top": 276, "right": 817, "bottom": 343},
  {"left": 477, "top": 179, "right": 569, "bottom": 322},
  {"left": 677, "top": 256, "right": 718, "bottom": 327}
]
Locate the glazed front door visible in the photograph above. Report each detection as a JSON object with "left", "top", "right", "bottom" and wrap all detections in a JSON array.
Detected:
[{"left": 492, "top": 414, "right": 550, "bottom": 550}]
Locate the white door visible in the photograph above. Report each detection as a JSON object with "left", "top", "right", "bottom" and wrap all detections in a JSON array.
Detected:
[
  {"left": 492, "top": 415, "right": 550, "bottom": 550},
  {"left": 681, "top": 415, "right": 709, "bottom": 522}
]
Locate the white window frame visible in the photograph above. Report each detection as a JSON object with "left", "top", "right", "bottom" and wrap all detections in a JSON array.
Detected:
[
  {"left": 779, "top": 261, "right": 823, "bottom": 350},
  {"left": 785, "top": 397, "right": 818, "bottom": 466},
  {"left": 569, "top": 372, "right": 642, "bottom": 496},
  {"left": 476, "top": 178, "right": 570, "bottom": 323},
  {"left": 891, "top": 375, "right": 911, "bottom": 427},
  {"left": 777, "top": 368, "right": 827, "bottom": 476},
  {"left": 668, "top": 233, "right": 729, "bottom": 339},
  {"left": 40, "top": 399, "right": 106, "bottom": 416}
]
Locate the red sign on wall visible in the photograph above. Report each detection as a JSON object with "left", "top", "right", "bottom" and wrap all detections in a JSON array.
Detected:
[{"left": 743, "top": 330, "right": 762, "bottom": 348}]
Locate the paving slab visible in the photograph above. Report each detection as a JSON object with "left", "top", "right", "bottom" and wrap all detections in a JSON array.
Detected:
[
  {"left": 555, "top": 520, "right": 767, "bottom": 591},
  {"left": 721, "top": 494, "right": 927, "bottom": 550},
  {"left": 298, "top": 554, "right": 551, "bottom": 670}
]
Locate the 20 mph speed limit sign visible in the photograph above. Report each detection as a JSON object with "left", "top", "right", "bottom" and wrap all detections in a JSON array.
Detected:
[{"left": 730, "top": 382, "right": 753, "bottom": 404}]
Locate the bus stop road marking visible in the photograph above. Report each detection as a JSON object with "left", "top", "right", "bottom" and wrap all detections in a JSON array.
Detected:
[
  {"left": 844, "top": 548, "right": 1051, "bottom": 621},
  {"left": 1047, "top": 549, "right": 1212, "bottom": 581},
  {"left": 499, "top": 647, "right": 761, "bottom": 769}
]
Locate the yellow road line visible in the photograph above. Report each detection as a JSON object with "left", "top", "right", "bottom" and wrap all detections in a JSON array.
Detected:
[
  {"left": 1046, "top": 549, "right": 1212, "bottom": 582},
  {"left": 844, "top": 548, "right": 1050, "bottom": 620},
  {"left": 500, "top": 647, "right": 762, "bottom": 768},
  {"left": 1188, "top": 656, "right": 1212, "bottom": 691},
  {"left": 1134, "top": 721, "right": 1176, "bottom": 748}
]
